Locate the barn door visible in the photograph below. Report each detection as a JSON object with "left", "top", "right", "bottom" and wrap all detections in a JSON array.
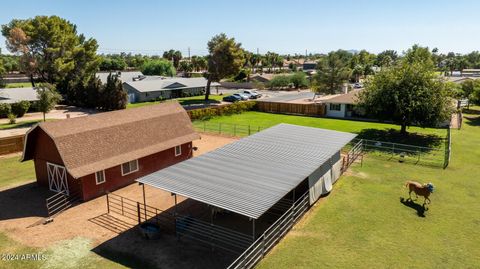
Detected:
[{"left": 47, "top": 162, "right": 69, "bottom": 195}]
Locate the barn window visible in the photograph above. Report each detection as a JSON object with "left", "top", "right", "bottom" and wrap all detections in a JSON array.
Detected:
[
  {"left": 329, "top": 103, "right": 341, "bottom": 111},
  {"left": 175, "top": 145, "right": 182, "bottom": 156},
  {"left": 95, "top": 170, "right": 106, "bottom": 185},
  {"left": 121, "top": 160, "right": 139, "bottom": 176}
]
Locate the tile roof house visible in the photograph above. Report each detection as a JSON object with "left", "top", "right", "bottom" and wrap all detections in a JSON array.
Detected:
[
  {"left": 21, "top": 101, "right": 200, "bottom": 201},
  {"left": 123, "top": 77, "right": 220, "bottom": 103}
]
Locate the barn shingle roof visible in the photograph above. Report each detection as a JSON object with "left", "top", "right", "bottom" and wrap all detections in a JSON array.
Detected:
[{"left": 22, "top": 101, "right": 200, "bottom": 178}]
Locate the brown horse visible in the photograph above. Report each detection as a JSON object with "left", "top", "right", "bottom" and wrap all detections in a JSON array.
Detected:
[{"left": 405, "top": 181, "right": 435, "bottom": 205}]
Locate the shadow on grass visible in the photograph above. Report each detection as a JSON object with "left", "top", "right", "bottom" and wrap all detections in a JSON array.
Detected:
[
  {"left": 357, "top": 128, "right": 444, "bottom": 148},
  {"left": 400, "top": 197, "right": 428, "bottom": 218},
  {"left": 465, "top": 116, "right": 480, "bottom": 127},
  {"left": 462, "top": 108, "right": 480, "bottom": 115}
]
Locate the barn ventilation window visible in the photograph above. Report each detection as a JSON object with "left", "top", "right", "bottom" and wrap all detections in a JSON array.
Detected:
[
  {"left": 95, "top": 170, "right": 106, "bottom": 185},
  {"left": 175, "top": 145, "right": 182, "bottom": 156},
  {"left": 121, "top": 160, "right": 139, "bottom": 176},
  {"left": 329, "top": 103, "right": 341, "bottom": 111}
]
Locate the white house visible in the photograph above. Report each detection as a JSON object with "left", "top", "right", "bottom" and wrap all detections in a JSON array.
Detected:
[{"left": 323, "top": 89, "right": 362, "bottom": 118}]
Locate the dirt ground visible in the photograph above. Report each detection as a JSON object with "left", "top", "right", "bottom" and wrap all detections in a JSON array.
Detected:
[{"left": 0, "top": 134, "right": 240, "bottom": 268}]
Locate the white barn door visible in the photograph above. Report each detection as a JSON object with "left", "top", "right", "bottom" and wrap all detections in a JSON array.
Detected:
[{"left": 47, "top": 162, "right": 69, "bottom": 195}]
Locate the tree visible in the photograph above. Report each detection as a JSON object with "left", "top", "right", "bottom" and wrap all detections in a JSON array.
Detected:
[
  {"left": 268, "top": 75, "right": 290, "bottom": 90},
  {"left": 100, "top": 73, "right": 127, "bottom": 110},
  {"left": 2, "top": 16, "right": 100, "bottom": 95},
  {"left": 358, "top": 47, "right": 452, "bottom": 135},
  {"left": 313, "top": 51, "right": 352, "bottom": 95},
  {"left": 290, "top": 72, "right": 309, "bottom": 89},
  {"left": 36, "top": 84, "right": 62, "bottom": 122},
  {"left": 141, "top": 59, "right": 176, "bottom": 76},
  {"left": 0, "top": 55, "right": 5, "bottom": 88},
  {"left": 204, "top": 33, "right": 244, "bottom": 100},
  {"left": 178, "top": 61, "right": 193, "bottom": 77},
  {"left": 375, "top": 50, "right": 398, "bottom": 67},
  {"left": 191, "top": 55, "right": 207, "bottom": 72},
  {"left": 163, "top": 49, "right": 182, "bottom": 69}
]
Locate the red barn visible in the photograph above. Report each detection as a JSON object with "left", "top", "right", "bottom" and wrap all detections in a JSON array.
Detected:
[{"left": 21, "top": 101, "right": 200, "bottom": 201}]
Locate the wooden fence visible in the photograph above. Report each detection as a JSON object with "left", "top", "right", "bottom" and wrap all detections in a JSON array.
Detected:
[
  {"left": 0, "top": 135, "right": 24, "bottom": 155},
  {"left": 256, "top": 101, "right": 325, "bottom": 117}
]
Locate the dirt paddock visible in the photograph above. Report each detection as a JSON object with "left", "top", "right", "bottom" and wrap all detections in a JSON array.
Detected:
[{"left": 0, "top": 134, "right": 241, "bottom": 268}]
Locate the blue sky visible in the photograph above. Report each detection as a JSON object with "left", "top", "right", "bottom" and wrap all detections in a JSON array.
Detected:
[{"left": 1, "top": 0, "right": 479, "bottom": 55}]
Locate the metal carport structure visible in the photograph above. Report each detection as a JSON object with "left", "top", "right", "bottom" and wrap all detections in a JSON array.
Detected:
[{"left": 136, "top": 123, "right": 356, "bottom": 247}]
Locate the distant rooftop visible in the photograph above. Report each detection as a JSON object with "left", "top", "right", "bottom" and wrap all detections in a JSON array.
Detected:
[
  {"left": 0, "top": 87, "right": 38, "bottom": 104},
  {"left": 124, "top": 77, "right": 220, "bottom": 93}
]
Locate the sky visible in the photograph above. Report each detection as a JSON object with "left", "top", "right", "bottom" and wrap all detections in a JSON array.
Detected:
[{"left": 0, "top": 0, "right": 479, "bottom": 56}]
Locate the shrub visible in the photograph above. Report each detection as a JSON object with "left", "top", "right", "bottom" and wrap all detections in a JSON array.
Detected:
[
  {"left": 0, "top": 103, "right": 11, "bottom": 118},
  {"left": 188, "top": 101, "right": 257, "bottom": 121},
  {"left": 11, "top": 101, "right": 31, "bottom": 117},
  {"left": 7, "top": 113, "right": 16, "bottom": 124},
  {"left": 268, "top": 75, "right": 291, "bottom": 90}
]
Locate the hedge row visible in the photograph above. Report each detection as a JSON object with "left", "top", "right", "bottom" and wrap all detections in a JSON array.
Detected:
[{"left": 188, "top": 101, "right": 257, "bottom": 121}]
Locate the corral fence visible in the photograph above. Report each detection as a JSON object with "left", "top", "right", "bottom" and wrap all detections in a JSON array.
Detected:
[
  {"left": 0, "top": 134, "right": 24, "bottom": 155},
  {"left": 350, "top": 138, "right": 447, "bottom": 168},
  {"left": 46, "top": 190, "right": 81, "bottom": 218},
  {"left": 106, "top": 192, "right": 253, "bottom": 253},
  {"left": 227, "top": 192, "right": 310, "bottom": 269},
  {"left": 342, "top": 139, "right": 364, "bottom": 172},
  {"left": 193, "top": 122, "right": 267, "bottom": 137},
  {"left": 195, "top": 122, "right": 450, "bottom": 168},
  {"left": 256, "top": 101, "right": 326, "bottom": 117}
]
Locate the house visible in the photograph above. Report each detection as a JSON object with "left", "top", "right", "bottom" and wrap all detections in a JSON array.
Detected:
[
  {"left": 123, "top": 77, "right": 220, "bottom": 103},
  {"left": 96, "top": 71, "right": 146, "bottom": 84},
  {"left": 323, "top": 89, "right": 363, "bottom": 118},
  {"left": 250, "top": 73, "right": 277, "bottom": 83},
  {"left": 21, "top": 101, "right": 200, "bottom": 201},
  {"left": 302, "top": 61, "right": 317, "bottom": 71},
  {"left": 0, "top": 87, "right": 39, "bottom": 104}
]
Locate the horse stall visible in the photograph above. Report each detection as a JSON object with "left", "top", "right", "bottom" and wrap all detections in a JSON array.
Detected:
[{"left": 115, "top": 124, "right": 357, "bottom": 265}]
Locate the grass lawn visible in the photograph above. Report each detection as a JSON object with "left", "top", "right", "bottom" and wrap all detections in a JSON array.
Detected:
[
  {"left": 256, "top": 108, "right": 480, "bottom": 268},
  {"left": 126, "top": 95, "right": 223, "bottom": 109},
  {"left": 0, "top": 156, "right": 35, "bottom": 190},
  {"left": 4, "top": 82, "right": 32, "bottom": 88},
  {"left": 0, "top": 120, "right": 42, "bottom": 130},
  {"left": 194, "top": 111, "right": 447, "bottom": 147}
]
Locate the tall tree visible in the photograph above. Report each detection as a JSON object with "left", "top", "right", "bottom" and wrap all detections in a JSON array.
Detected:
[
  {"left": 163, "top": 49, "right": 182, "bottom": 69},
  {"left": 358, "top": 46, "right": 453, "bottom": 134},
  {"left": 375, "top": 50, "right": 398, "bottom": 68},
  {"left": 100, "top": 73, "right": 127, "bottom": 110},
  {"left": 0, "top": 54, "right": 5, "bottom": 88},
  {"left": 179, "top": 61, "right": 193, "bottom": 77},
  {"left": 141, "top": 59, "right": 176, "bottom": 76},
  {"left": 313, "top": 51, "right": 352, "bottom": 95},
  {"left": 2, "top": 16, "right": 100, "bottom": 95},
  {"left": 36, "top": 83, "right": 62, "bottom": 121},
  {"left": 204, "top": 33, "right": 244, "bottom": 100}
]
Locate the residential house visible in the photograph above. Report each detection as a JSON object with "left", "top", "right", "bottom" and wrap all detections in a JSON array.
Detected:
[
  {"left": 123, "top": 77, "right": 219, "bottom": 103},
  {"left": 323, "top": 89, "right": 363, "bottom": 118}
]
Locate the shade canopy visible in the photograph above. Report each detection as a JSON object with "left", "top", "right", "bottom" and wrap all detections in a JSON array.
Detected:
[{"left": 137, "top": 124, "right": 356, "bottom": 219}]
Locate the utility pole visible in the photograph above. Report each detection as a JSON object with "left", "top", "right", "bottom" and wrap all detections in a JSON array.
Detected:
[{"left": 188, "top": 47, "right": 191, "bottom": 61}]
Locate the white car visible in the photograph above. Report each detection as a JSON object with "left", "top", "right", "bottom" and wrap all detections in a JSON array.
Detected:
[
  {"left": 233, "top": 93, "right": 250, "bottom": 100},
  {"left": 243, "top": 90, "right": 262, "bottom": 99}
]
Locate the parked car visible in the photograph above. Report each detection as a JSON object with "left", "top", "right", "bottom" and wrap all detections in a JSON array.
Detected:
[
  {"left": 233, "top": 93, "right": 250, "bottom": 100},
  {"left": 243, "top": 90, "right": 262, "bottom": 99},
  {"left": 353, "top": 83, "right": 363, "bottom": 89},
  {"left": 223, "top": 95, "right": 242, "bottom": 102}
]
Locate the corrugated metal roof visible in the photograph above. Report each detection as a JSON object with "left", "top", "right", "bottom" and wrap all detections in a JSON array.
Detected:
[{"left": 137, "top": 124, "right": 356, "bottom": 219}]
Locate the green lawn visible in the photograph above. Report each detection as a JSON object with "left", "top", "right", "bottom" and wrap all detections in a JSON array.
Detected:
[
  {"left": 0, "top": 120, "right": 41, "bottom": 130},
  {"left": 4, "top": 82, "right": 33, "bottom": 88},
  {"left": 126, "top": 95, "right": 223, "bottom": 109},
  {"left": 194, "top": 111, "right": 447, "bottom": 147},
  {"left": 256, "top": 108, "right": 480, "bottom": 268},
  {"left": 0, "top": 156, "right": 35, "bottom": 190}
]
